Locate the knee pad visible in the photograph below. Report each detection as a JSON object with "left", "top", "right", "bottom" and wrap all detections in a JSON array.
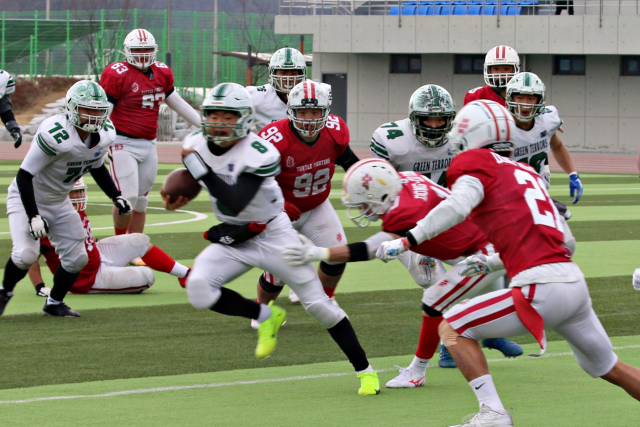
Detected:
[
  {"left": 61, "top": 250, "right": 89, "bottom": 273},
  {"left": 305, "top": 299, "right": 347, "bottom": 328},
  {"left": 11, "top": 247, "right": 39, "bottom": 270},
  {"left": 129, "top": 233, "right": 151, "bottom": 256},
  {"left": 133, "top": 195, "right": 148, "bottom": 212},
  {"left": 186, "top": 276, "right": 222, "bottom": 310},
  {"left": 319, "top": 261, "right": 346, "bottom": 276},
  {"left": 259, "top": 274, "right": 284, "bottom": 294},
  {"left": 422, "top": 303, "right": 442, "bottom": 317},
  {"left": 439, "top": 320, "right": 460, "bottom": 347}
]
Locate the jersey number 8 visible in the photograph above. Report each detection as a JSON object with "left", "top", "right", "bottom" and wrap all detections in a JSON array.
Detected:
[{"left": 293, "top": 168, "right": 330, "bottom": 198}]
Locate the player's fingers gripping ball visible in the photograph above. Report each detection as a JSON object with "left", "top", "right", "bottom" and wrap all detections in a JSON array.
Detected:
[
  {"left": 160, "top": 168, "right": 201, "bottom": 210},
  {"left": 375, "top": 237, "right": 409, "bottom": 263}
]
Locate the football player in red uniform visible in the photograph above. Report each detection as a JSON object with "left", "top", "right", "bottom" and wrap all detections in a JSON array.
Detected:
[
  {"left": 100, "top": 29, "right": 200, "bottom": 237},
  {"left": 252, "top": 81, "right": 359, "bottom": 322},
  {"left": 27, "top": 178, "right": 190, "bottom": 294},
  {"left": 463, "top": 45, "right": 520, "bottom": 107},
  {"left": 377, "top": 101, "right": 640, "bottom": 426},
  {"left": 283, "top": 158, "right": 508, "bottom": 389}
]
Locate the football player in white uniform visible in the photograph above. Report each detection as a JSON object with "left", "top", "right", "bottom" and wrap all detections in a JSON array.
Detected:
[
  {"left": 162, "top": 83, "right": 380, "bottom": 395},
  {"left": 506, "top": 72, "right": 583, "bottom": 203},
  {"left": 0, "top": 81, "right": 132, "bottom": 317},
  {"left": 0, "top": 69, "right": 22, "bottom": 148}
]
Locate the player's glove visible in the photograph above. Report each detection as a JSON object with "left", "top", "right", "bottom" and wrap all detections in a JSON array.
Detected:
[
  {"left": 28, "top": 215, "right": 49, "bottom": 240},
  {"left": 457, "top": 254, "right": 504, "bottom": 277},
  {"left": 569, "top": 172, "right": 583, "bottom": 204},
  {"left": 284, "top": 201, "right": 302, "bottom": 222},
  {"left": 113, "top": 196, "right": 132, "bottom": 215},
  {"left": 540, "top": 170, "right": 551, "bottom": 190},
  {"left": 418, "top": 256, "right": 439, "bottom": 283},
  {"left": 375, "top": 237, "right": 409, "bottom": 263},
  {"left": 5, "top": 120, "right": 22, "bottom": 149},
  {"left": 283, "top": 235, "right": 330, "bottom": 266},
  {"left": 633, "top": 268, "right": 640, "bottom": 291}
]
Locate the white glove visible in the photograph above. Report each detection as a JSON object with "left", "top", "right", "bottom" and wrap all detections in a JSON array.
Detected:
[
  {"left": 418, "top": 256, "right": 439, "bottom": 283},
  {"left": 457, "top": 254, "right": 503, "bottom": 277},
  {"left": 632, "top": 268, "right": 640, "bottom": 291},
  {"left": 114, "top": 196, "right": 132, "bottom": 215},
  {"left": 29, "top": 215, "right": 49, "bottom": 240},
  {"left": 375, "top": 237, "right": 409, "bottom": 263},
  {"left": 283, "top": 235, "right": 330, "bottom": 266}
]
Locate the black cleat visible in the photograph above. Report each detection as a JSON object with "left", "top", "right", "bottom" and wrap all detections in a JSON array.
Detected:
[
  {"left": 0, "top": 289, "right": 13, "bottom": 315},
  {"left": 42, "top": 301, "right": 81, "bottom": 317}
]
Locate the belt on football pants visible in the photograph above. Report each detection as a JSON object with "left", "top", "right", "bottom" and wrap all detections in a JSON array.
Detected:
[
  {"left": 115, "top": 128, "right": 140, "bottom": 139},
  {"left": 512, "top": 285, "right": 546, "bottom": 357}
]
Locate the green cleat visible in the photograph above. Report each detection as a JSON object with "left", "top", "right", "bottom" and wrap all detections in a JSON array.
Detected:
[
  {"left": 255, "top": 302, "right": 286, "bottom": 360},
  {"left": 357, "top": 371, "right": 380, "bottom": 396}
]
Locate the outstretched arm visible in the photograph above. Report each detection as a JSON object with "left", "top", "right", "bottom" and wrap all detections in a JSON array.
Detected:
[{"left": 165, "top": 91, "right": 201, "bottom": 127}]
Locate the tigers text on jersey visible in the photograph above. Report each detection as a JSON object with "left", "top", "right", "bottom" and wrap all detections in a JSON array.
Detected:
[
  {"left": 100, "top": 61, "right": 174, "bottom": 140},
  {"left": 8, "top": 114, "right": 115, "bottom": 208},
  {"left": 370, "top": 118, "right": 454, "bottom": 187},
  {"left": 40, "top": 210, "right": 101, "bottom": 294},
  {"left": 382, "top": 172, "right": 490, "bottom": 261},
  {"left": 259, "top": 115, "right": 349, "bottom": 213},
  {"left": 0, "top": 69, "right": 16, "bottom": 98},
  {"left": 182, "top": 131, "right": 283, "bottom": 225},
  {"left": 512, "top": 106, "right": 563, "bottom": 173},
  {"left": 446, "top": 149, "right": 571, "bottom": 279},
  {"left": 247, "top": 81, "right": 332, "bottom": 131},
  {"left": 464, "top": 85, "right": 506, "bottom": 107}
]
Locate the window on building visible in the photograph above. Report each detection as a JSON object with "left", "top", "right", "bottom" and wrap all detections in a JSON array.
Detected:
[
  {"left": 621, "top": 56, "right": 640, "bottom": 76},
  {"left": 553, "top": 55, "right": 586, "bottom": 75},
  {"left": 454, "top": 55, "right": 484, "bottom": 74},
  {"left": 390, "top": 54, "right": 422, "bottom": 74}
]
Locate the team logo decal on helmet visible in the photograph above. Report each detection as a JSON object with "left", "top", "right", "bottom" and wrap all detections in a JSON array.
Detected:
[
  {"left": 484, "top": 45, "right": 520, "bottom": 88},
  {"left": 201, "top": 83, "right": 256, "bottom": 145},
  {"left": 506, "top": 72, "right": 546, "bottom": 123}
]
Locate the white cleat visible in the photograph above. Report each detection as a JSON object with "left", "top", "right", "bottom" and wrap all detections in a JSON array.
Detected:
[
  {"left": 250, "top": 319, "right": 260, "bottom": 330},
  {"left": 450, "top": 404, "right": 513, "bottom": 427},
  {"left": 385, "top": 366, "right": 426, "bottom": 388},
  {"left": 288, "top": 288, "right": 300, "bottom": 304}
]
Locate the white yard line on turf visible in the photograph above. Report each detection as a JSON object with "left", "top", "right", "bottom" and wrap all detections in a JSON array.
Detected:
[{"left": 2, "top": 344, "right": 639, "bottom": 404}]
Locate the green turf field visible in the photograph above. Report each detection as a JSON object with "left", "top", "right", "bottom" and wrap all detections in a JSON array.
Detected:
[{"left": 1, "top": 161, "right": 639, "bottom": 426}]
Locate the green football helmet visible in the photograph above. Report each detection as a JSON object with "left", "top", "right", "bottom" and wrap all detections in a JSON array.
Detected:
[
  {"left": 506, "top": 72, "right": 546, "bottom": 122},
  {"left": 269, "top": 47, "right": 307, "bottom": 93},
  {"left": 201, "top": 82, "right": 256, "bottom": 145},
  {"left": 408, "top": 85, "right": 456, "bottom": 148},
  {"left": 66, "top": 80, "right": 110, "bottom": 133}
]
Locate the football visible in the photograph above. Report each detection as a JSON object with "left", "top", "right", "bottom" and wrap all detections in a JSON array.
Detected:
[{"left": 161, "top": 168, "right": 201, "bottom": 203}]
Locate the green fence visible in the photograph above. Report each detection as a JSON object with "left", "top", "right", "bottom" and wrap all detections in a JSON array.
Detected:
[{"left": 0, "top": 9, "right": 313, "bottom": 102}]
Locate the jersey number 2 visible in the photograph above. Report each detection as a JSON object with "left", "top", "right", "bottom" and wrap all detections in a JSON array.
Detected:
[
  {"left": 514, "top": 169, "right": 562, "bottom": 229},
  {"left": 293, "top": 168, "right": 330, "bottom": 197}
]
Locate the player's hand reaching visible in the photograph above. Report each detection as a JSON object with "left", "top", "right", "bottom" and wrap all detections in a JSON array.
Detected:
[
  {"left": 375, "top": 237, "right": 409, "bottom": 263},
  {"left": 160, "top": 187, "right": 189, "bottom": 211},
  {"left": 28, "top": 215, "right": 49, "bottom": 240},
  {"left": 283, "top": 235, "right": 330, "bottom": 266},
  {"left": 569, "top": 172, "right": 583, "bottom": 204},
  {"left": 632, "top": 268, "right": 640, "bottom": 291},
  {"left": 457, "top": 254, "right": 503, "bottom": 277},
  {"left": 114, "top": 196, "right": 132, "bottom": 215},
  {"left": 284, "top": 201, "right": 302, "bottom": 222},
  {"left": 11, "top": 129, "right": 22, "bottom": 149}
]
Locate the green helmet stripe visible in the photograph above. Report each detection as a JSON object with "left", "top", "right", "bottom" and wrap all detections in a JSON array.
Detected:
[
  {"left": 89, "top": 81, "right": 101, "bottom": 99},
  {"left": 214, "top": 83, "right": 227, "bottom": 99},
  {"left": 524, "top": 73, "right": 530, "bottom": 87},
  {"left": 284, "top": 48, "right": 293, "bottom": 65},
  {"left": 430, "top": 85, "right": 441, "bottom": 107}
]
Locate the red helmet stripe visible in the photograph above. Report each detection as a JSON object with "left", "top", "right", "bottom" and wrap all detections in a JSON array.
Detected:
[
  {"left": 310, "top": 82, "right": 316, "bottom": 99},
  {"left": 502, "top": 45, "right": 506, "bottom": 59},
  {"left": 477, "top": 101, "right": 500, "bottom": 142},
  {"left": 303, "top": 81, "right": 308, "bottom": 98}
]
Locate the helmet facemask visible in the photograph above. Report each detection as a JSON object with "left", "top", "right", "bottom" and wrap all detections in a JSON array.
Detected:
[
  {"left": 484, "top": 65, "right": 519, "bottom": 88},
  {"left": 410, "top": 111, "right": 456, "bottom": 147},
  {"left": 341, "top": 194, "right": 390, "bottom": 228},
  {"left": 288, "top": 106, "right": 329, "bottom": 138},
  {"left": 270, "top": 69, "right": 305, "bottom": 93},
  {"left": 201, "top": 107, "right": 252, "bottom": 145},
  {"left": 67, "top": 101, "right": 109, "bottom": 133},
  {"left": 69, "top": 179, "right": 88, "bottom": 211},
  {"left": 506, "top": 94, "right": 544, "bottom": 123}
]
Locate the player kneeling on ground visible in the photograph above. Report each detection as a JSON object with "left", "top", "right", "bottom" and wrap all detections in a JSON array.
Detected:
[
  {"left": 162, "top": 83, "right": 380, "bottom": 394},
  {"left": 0, "top": 80, "right": 132, "bottom": 317},
  {"left": 26, "top": 178, "right": 190, "bottom": 295},
  {"left": 377, "top": 101, "right": 640, "bottom": 426}
]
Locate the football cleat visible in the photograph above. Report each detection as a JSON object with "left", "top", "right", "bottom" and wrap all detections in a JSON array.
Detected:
[
  {"left": 357, "top": 371, "right": 380, "bottom": 396},
  {"left": 450, "top": 404, "right": 513, "bottom": 427},
  {"left": 288, "top": 288, "right": 300, "bottom": 304},
  {"left": 385, "top": 366, "right": 426, "bottom": 388},
  {"left": 36, "top": 286, "right": 51, "bottom": 297},
  {"left": 255, "top": 301, "right": 286, "bottom": 360},
  {"left": 439, "top": 344, "right": 458, "bottom": 368},
  {"left": 42, "top": 302, "right": 81, "bottom": 317},
  {"left": 178, "top": 268, "right": 191, "bottom": 289},
  {"left": 0, "top": 289, "right": 13, "bottom": 316},
  {"left": 482, "top": 338, "right": 523, "bottom": 358},
  {"left": 131, "top": 257, "right": 146, "bottom": 267}
]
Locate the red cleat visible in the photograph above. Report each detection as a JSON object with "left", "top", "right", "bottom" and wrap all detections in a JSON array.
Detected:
[{"left": 179, "top": 268, "right": 192, "bottom": 288}]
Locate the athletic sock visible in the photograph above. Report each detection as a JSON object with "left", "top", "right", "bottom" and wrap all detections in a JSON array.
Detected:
[
  {"left": 209, "top": 287, "right": 262, "bottom": 320},
  {"left": 256, "top": 304, "right": 272, "bottom": 323},
  {"left": 169, "top": 262, "right": 190, "bottom": 278},
  {"left": 3, "top": 258, "right": 28, "bottom": 293},
  {"left": 415, "top": 315, "right": 443, "bottom": 361},
  {"left": 408, "top": 356, "right": 430, "bottom": 376},
  {"left": 114, "top": 227, "right": 127, "bottom": 236},
  {"left": 141, "top": 245, "right": 178, "bottom": 274},
  {"left": 323, "top": 286, "right": 336, "bottom": 298},
  {"left": 46, "top": 296, "right": 61, "bottom": 305},
  {"left": 469, "top": 374, "right": 506, "bottom": 414},
  {"left": 49, "top": 266, "right": 80, "bottom": 302},
  {"left": 327, "top": 317, "right": 369, "bottom": 372},
  {"left": 356, "top": 364, "right": 374, "bottom": 375}
]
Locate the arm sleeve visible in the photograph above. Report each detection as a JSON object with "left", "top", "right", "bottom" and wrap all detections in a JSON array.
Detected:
[
  {"left": 336, "top": 145, "right": 359, "bottom": 171},
  {"left": 16, "top": 168, "right": 39, "bottom": 219},
  {"left": 90, "top": 164, "right": 121, "bottom": 201},
  {"left": 407, "top": 175, "right": 485, "bottom": 245},
  {"left": 199, "top": 172, "right": 265, "bottom": 216},
  {"left": 165, "top": 91, "right": 201, "bottom": 126},
  {"left": 1, "top": 109, "right": 16, "bottom": 127}
]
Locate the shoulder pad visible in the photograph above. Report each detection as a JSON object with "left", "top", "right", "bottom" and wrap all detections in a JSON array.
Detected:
[
  {"left": 182, "top": 130, "right": 205, "bottom": 150},
  {"left": 101, "top": 119, "right": 117, "bottom": 144},
  {"left": 244, "top": 134, "right": 281, "bottom": 176},
  {"left": 153, "top": 61, "right": 170, "bottom": 69},
  {"left": 35, "top": 116, "right": 74, "bottom": 155}
]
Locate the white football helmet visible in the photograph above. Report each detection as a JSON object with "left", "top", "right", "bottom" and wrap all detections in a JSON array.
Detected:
[
  {"left": 66, "top": 80, "right": 110, "bottom": 133},
  {"left": 341, "top": 159, "right": 403, "bottom": 228},
  {"left": 449, "top": 100, "right": 516, "bottom": 157},
  {"left": 70, "top": 178, "right": 88, "bottom": 212},
  {"left": 484, "top": 45, "right": 520, "bottom": 88},
  {"left": 269, "top": 47, "right": 307, "bottom": 93},
  {"left": 123, "top": 29, "right": 158, "bottom": 69},
  {"left": 506, "top": 72, "right": 546, "bottom": 122},
  {"left": 287, "top": 81, "right": 330, "bottom": 137},
  {"left": 201, "top": 83, "right": 255, "bottom": 145}
]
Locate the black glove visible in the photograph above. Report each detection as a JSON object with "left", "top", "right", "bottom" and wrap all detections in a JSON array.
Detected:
[
  {"left": 5, "top": 120, "right": 22, "bottom": 149},
  {"left": 204, "top": 222, "right": 267, "bottom": 246},
  {"left": 114, "top": 196, "right": 132, "bottom": 215}
]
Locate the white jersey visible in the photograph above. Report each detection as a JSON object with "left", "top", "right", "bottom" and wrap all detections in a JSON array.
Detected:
[
  {"left": 246, "top": 81, "right": 332, "bottom": 132},
  {"left": 8, "top": 114, "right": 115, "bottom": 208},
  {"left": 512, "top": 106, "right": 563, "bottom": 174},
  {"left": 0, "top": 69, "right": 15, "bottom": 98},
  {"left": 182, "top": 131, "right": 284, "bottom": 225},
  {"left": 370, "top": 118, "right": 454, "bottom": 187}
]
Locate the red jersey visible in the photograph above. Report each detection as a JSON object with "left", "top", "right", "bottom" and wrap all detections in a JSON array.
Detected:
[
  {"left": 100, "top": 61, "right": 175, "bottom": 140},
  {"left": 446, "top": 149, "right": 570, "bottom": 279},
  {"left": 382, "top": 172, "right": 490, "bottom": 261},
  {"left": 40, "top": 211, "right": 101, "bottom": 294},
  {"left": 463, "top": 85, "right": 506, "bottom": 107},
  {"left": 259, "top": 115, "right": 350, "bottom": 213}
]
